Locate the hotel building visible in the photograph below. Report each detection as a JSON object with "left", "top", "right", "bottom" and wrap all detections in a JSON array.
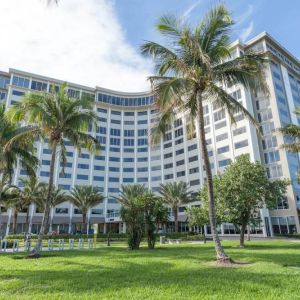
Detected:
[{"left": 0, "top": 32, "right": 300, "bottom": 237}]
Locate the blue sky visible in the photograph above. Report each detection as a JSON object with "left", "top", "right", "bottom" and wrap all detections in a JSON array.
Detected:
[
  {"left": 0, "top": 0, "right": 299, "bottom": 92},
  {"left": 115, "top": 0, "right": 300, "bottom": 57}
]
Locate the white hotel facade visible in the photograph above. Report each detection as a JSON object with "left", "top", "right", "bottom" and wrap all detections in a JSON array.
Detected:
[{"left": 0, "top": 32, "right": 300, "bottom": 237}]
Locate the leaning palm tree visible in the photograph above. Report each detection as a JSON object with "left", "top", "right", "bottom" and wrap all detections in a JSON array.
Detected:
[
  {"left": 68, "top": 185, "right": 104, "bottom": 234},
  {"left": 159, "top": 182, "right": 192, "bottom": 233},
  {"left": 6, "top": 84, "right": 100, "bottom": 250},
  {"left": 0, "top": 104, "right": 38, "bottom": 185},
  {"left": 141, "top": 5, "right": 267, "bottom": 262}
]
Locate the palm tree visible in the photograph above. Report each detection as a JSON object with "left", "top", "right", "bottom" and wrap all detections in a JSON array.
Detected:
[
  {"left": 159, "top": 182, "right": 191, "bottom": 233},
  {"left": 36, "top": 185, "right": 67, "bottom": 233},
  {"left": 17, "top": 176, "right": 47, "bottom": 233},
  {"left": 0, "top": 104, "right": 38, "bottom": 185},
  {"left": 68, "top": 185, "right": 104, "bottom": 234},
  {"left": 6, "top": 84, "right": 100, "bottom": 249},
  {"left": 141, "top": 5, "right": 267, "bottom": 262}
]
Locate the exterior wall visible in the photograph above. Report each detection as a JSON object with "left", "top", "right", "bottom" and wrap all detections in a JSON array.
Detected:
[{"left": 1, "top": 32, "right": 300, "bottom": 236}]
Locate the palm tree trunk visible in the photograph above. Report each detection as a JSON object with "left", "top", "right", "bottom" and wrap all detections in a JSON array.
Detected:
[
  {"left": 196, "top": 93, "right": 229, "bottom": 262},
  {"left": 37, "top": 142, "right": 57, "bottom": 251},
  {"left": 0, "top": 205, "right": 2, "bottom": 238},
  {"left": 12, "top": 209, "right": 18, "bottom": 234},
  {"left": 173, "top": 207, "right": 179, "bottom": 232},
  {"left": 240, "top": 222, "right": 247, "bottom": 247},
  {"left": 25, "top": 206, "right": 30, "bottom": 233},
  {"left": 82, "top": 213, "right": 87, "bottom": 235}
]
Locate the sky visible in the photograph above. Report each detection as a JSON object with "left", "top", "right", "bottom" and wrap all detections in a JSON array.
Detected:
[{"left": 0, "top": 0, "right": 299, "bottom": 92}]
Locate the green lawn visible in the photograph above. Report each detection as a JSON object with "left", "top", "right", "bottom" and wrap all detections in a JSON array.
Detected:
[{"left": 0, "top": 240, "right": 300, "bottom": 300}]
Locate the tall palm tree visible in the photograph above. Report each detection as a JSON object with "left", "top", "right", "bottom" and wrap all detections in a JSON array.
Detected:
[
  {"left": 0, "top": 104, "right": 38, "bottom": 185},
  {"left": 141, "top": 5, "right": 267, "bottom": 262},
  {"left": 6, "top": 84, "right": 100, "bottom": 249},
  {"left": 159, "top": 182, "right": 191, "bottom": 233},
  {"left": 68, "top": 185, "right": 104, "bottom": 234},
  {"left": 36, "top": 185, "right": 67, "bottom": 233}
]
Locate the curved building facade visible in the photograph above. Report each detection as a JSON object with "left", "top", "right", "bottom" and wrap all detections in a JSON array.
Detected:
[{"left": 1, "top": 32, "right": 300, "bottom": 236}]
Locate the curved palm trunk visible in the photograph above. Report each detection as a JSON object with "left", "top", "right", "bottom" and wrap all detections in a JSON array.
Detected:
[
  {"left": 12, "top": 209, "right": 18, "bottom": 234},
  {"left": 25, "top": 206, "right": 30, "bottom": 233},
  {"left": 37, "top": 142, "right": 57, "bottom": 251},
  {"left": 173, "top": 206, "right": 179, "bottom": 233},
  {"left": 197, "top": 93, "right": 229, "bottom": 262}
]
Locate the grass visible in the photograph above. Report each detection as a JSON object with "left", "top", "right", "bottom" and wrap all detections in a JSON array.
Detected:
[{"left": 0, "top": 240, "right": 300, "bottom": 299}]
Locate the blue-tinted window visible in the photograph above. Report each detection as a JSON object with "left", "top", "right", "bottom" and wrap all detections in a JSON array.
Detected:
[
  {"left": 58, "top": 185, "right": 70, "bottom": 191},
  {"left": 124, "top": 112, "right": 134, "bottom": 116},
  {"left": 111, "top": 119, "right": 121, "bottom": 125},
  {"left": 124, "top": 157, "right": 134, "bottom": 162},
  {"left": 138, "top": 111, "right": 147, "bottom": 116},
  {"left": 95, "top": 155, "right": 105, "bottom": 161},
  {"left": 12, "top": 90, "right": 25, "bottom": 96},
  {"left": 124, "top": 148, "right": 134, "bottom": 153},
  {"left": 12, "top": 76, "right": 29, "bottom": 88},
  {"left": 94, "top": 176, "right": 104, "bottom": 181},
  {"left": 109, "top": 177, "right": 119, "bottom": 182},
  {"left": 124, "top": 139, "right": 134, "bottom": 146},
  {"left": 109, "top": 167, "right": 120, "bottom": 172},
  {"left": 219, "top": 159, "right": 231, "bottom": 167},
  {"left": 217, "top": 145, "right": 230, "bottom": 154},
  {"left": 66, "top": 152, "right": 73, "bottom": 157},
  {"left": 137, "top": 147, "right": 148, "bottom": 152},
  {"left": 31, "top": 80, "right": 47, "bottom": 91},
  {"left": 108, "top": 188, "right": 119, "bottom": 193},
  {"left": 97, "top": 108, "right": 107, "bottom": 113},
  {"left": 78, "top": 163, "right": 89, "bottom": 169},
  {"left": 123, "top": 167, "right": 134, "bottom": 172},
  {"left": 79, "top": 153, "right": 89, "bottom": 159},
  {"left": 77, "top": 174, "right": 89, "bottom": 180},
  {"left": 138, "top": 167, "right": 148, "bottom": 172},
  {"left": 110, "top": 147, "right": 120, "bottom": 152},
  {"left": 110, "top": 128, "right": 120, "bottom": 136},
  {"left": 137, "top": 119, "right": 147, "bottom": 125},
  {"left": 235, "top": 140, "right": 248, "bottom": 149},
  {"left": 124, "top": 120, "right": 134, "bottom": 125},
  {"left": 138, "top": 129, "right": 147, "bottom": 136},
  {"left": 137, "top": 157, "right": 148, "bottom": 162},
  {"left": 40, "top": 171, "right": 50, "bottom": 177},
  {"left": 94, "top": 165, "right": 105, "bottom": 171},
  {"left": 123, "top": 178, "right": 134, "bottom": 183},
  {"left": 137, "top": 177, "right": 148, "bottom": 182},
  {"left": 109, "top": 157, "right": 120, "bottom": 162},
  {"left": 59, "top": 173, "right": 71, "bottom": 178},
  {"left": 111, "top": 110, "right": 121, "bottom": 116},
  {"left": 124, "top": 130, "right": 134, "bottom": 137},
  {"left": 42, "top": 160, "right": 50, "bottom": 165},
  {"left": 43, "top": 149, "right": 52, "bottom": 154}
]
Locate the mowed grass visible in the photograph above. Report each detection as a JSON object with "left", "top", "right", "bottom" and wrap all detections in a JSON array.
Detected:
[{"left": 0, "top": 240, "right": 300, "bottom": 300}]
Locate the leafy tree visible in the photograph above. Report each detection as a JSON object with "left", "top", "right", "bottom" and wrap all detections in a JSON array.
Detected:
[
  {"left": 213, "top": 155, "right": 289, "bottom": 247},
  {"left": 186, "top": 206, "right": 209, "bottom": 240},
  {"left": 68, "top": 185, "right": 104, "bottom": 234},
  {"left": 159, "top": 182, "right": 192, "bottom": 232},
  {"left": 0, "top": 104, "right": 38, "bottom": 184},
  {"left": 6, "top": 84, "right": 100, "bottom": 249},
  {"left": 141, "top": 5, "right": 267, "bottom": 261}
]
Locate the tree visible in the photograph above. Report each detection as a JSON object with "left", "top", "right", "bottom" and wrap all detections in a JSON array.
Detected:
[
  {"left": 16, "top": 176, "right": 47, "bottom": 233},
  {"left": 141, "top": 5, "right": 267, "bottom": 262},
  {"left": 68, "top": 185, "right": 104, "bottom": 234},
  {"left": 6, "top": 84, "right": 100, "bottom": 250},
  {"left": 118, "top": 185, "right": 147, "bottom": 250},
  {"left": 280, "top": 108, "right": 300, "bottom": 182},
  {"left": 159, "top": 182, "right": 192, "bottom": 232},
  {"left": 143, "top": 192, "right": 168, "bottom": 249},
  {"left": 186, "top": 206, "right": 209, "bottom": 240},
  {"left": 0, "top": 104, "right": 38, "bottom": 185},
  {"left": 36, "top": 185, "right": 67, "bottom": 234},
  {"left": 212, "top": 154, "right": 289, "bottom": 247}
]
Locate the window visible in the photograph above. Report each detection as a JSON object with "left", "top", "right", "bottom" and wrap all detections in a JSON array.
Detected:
[
  {"left": 111, "top": 119, "right": 121, "bottom": 125},
  {"left": 94, "top": 165, "right": 105, "bottom": 171},
  {"left": 137, "top": 147, "right": 148, "bottom": 152},
  {"left": 55, "top": 208, "right": 68, "bottom": 214},
  {"left": 138, "top": 138, "right": 148, "bottom": 146},
  {"left": 264, "top": 150, "right": 280, "bottom": 164},
  {"left": 109, "top": 157, "right": 120, "bottom": 162},
  {"left": 262, "top": 136, "right": 277, "bottom": 150},
  {"left": 124, "top": 139, "right": 134, "bottom": 146},
  {"left": 111, "top": 110, "right": 121, "bottom": 116},
  {"left": 138, "top": 111, "right": 148, "bottom": 116},
  {"left": 219, "top": 159, "right": 231, "bottom": 167},
  {"left": 189, "top": 155, "right": 198, "bottom": 163},
  {"left": 151, "top": 155, "right": 160, "bottom": 161},
  {"left": 138, "top": 167, "right": 148, "bottom": 172},
  {"left": 151, "top": 165, "right": 161, "bottom": 171},
  {"left": 258, "top": 109, "right": 273, "bottom": 122},
  {"left": 12, "top": 90, "right": 25, "bottom": 96},
  {"left": 123, "top": 178, "right": 134, "bottom": 183},
  {"left": 12, "top": 76, "right": 30, "bottom": 88},
  {"left": 175, "top": 138, "right": 184, "bottom": 145},
  {"left": 123, "top": 167, "right": 134, "bottom": 172},
  {"left": 217, "top": 145, "right": 229, "bottom": 154},
  {"left": 138, "top": 129, "right": 147, "bottom": 136},
  {"left": 124, "top": 111, "right": 134, "bottom": 116},
  {"left": 235, "top": 140, "right": 248, "bottom": 149},
  {"left": 58, "top": 184, "right": 71, "bottom": 191},
  {"left": 110, "top": 128, "right": 120, "bottom": 136},
  {"left": 124, "top": 130, "right": 134, "bottom": 137},
  {"left": 188, "top": 144, "right": 197, "bottom": 151},
  {"left": 108, "top": 188, "right": 119, "bottom": 193},
  {"left": 109, "top": 177, "right": 119, "bottom": 182},
  {"left": 164, "top": 132, "right": 172, "bottom": 142},
  {"left": 109, "top": 167, "right": 120, "bottom": 172},
  {"left": 31, "top": 80, "right": 47, "bottom": 91},
  {"left": 59, "top": 173, "right": 71, "bottom": 178},
  {"left": 40, "top": 171, "right": 50, "bottom": 177},
  {"left": 174, "top": 119, "right": 182, "bottom": 128},
  {"left": 91, "top": 209, "right": 103, "bottom": 215},
  {"left": 124, "top": 148, "right": 134, "bottom": 153},
  {"left": 164, "top": 142, "right": 172, "bottom": 149},
  {"left": 152, "top": 176, "right": 161, "bottom": 181},
  {"left": 124, "top": 157, "right": 134, "bottom": 162},
  {"left": 189, "top": 167, "right": 199, "bottom": 174},
  {"left": 78, "top": 163, "right": 89, "bottom": 169},
  {"left": 176, "top": 160, "right": 185, "bottom": 166},
  {"left": 77, "top": 174, "right": 89, "bottom": 180},
  {"left": 175, "top": 128, "right": 183, "bottom": 138},
  {"left": 177, "top": 171, "right": 185, "bottom": 177},
  {"left": 164, "top": 163, "right": 173, "bottom": 169},
  {"left": 137, "top": 177, "right": 148, "bottom": 182},
  {"left": 215, "top": 120, "right": 227, "bottom": 130},
  {"left": 176, "top": 149, "right": 184, "bottom": 155},
  {"left": 95, "top": 155, "right": 105, "bottom": 161},
  {"left": 214, "top": 110, "right": 225, "bottom": 122},
  {"left": 233, "top": 126, "right": 246, "bottom": 136},
  {"left": 43, "top": 149, "right": 52, "bottom": 154},
  {"left": 164, "top": 152, "right": 172, "bottom": 159},
  {"left": 164, "top": 174, "right": 174, "bottom": 180},
  {"left": 93, "top": 176, "right": 104, "bottom": 181},
  {"left": 42, "top": 160, "right": 50, "bottom": 166},
  {"left": 124, "top": 120, "right": 134, "bottom": 125},
  {"left": 97, "top": 108, "right": 107, "bottom": 113},
  {"left": 96, "top": 126, "right": 107, "bottom": 134},
  {"left": 190, "top": 179, "right": 200, "bottom": 186},
  {"left": 216, "top": 133, "right": 228, "bottom": 142},
  {"left": 138, "top": 119, "right": 147, "bottom": 125},
  {"left": 110, "top": 138, "right": 120, "bottom": 146}
]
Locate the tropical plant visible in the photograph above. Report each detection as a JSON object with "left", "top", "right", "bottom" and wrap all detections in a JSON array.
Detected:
[
  {"left": 143, "top": 192, "right": 168, "bottom": 249},
  {"left": 0, "top": 104, "right": 38, "bottom": 184},
  {"left": 141, "top": 5, "right": 267, "bottom": 262},
  {"left": 186, "top": 206, "right": 209, "bottom": 240},
  {"left": 159, "top": 182, "right": 192, "bottom": 233},
  {"left": 6, "top": 84, "right": 100, "bottom": 250},
  {"left": 35, "top": 185, "right": 67, "bottom": 234},
  {"left": 205, "top": 155, "right": 289, "bottom": 247},
  {"left": 68, "top": 185, "right": 104, "bottom": 234},
  {"left": 280, "top": 108, "right": 300, "bottom": 182},
  {"left": 118, "top": 184, "right": 146, "bottom": 250}
]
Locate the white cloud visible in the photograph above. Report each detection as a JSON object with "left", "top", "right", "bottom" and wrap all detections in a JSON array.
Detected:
[
  {"left": 0, "top": 0, "right": 152, "bottom": 92},
  {"left": 240, "top": 21, "right": 254, "bottom": 42},
  {"left": 183, "top": 0, "right": 202, "bottom": 18}
]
